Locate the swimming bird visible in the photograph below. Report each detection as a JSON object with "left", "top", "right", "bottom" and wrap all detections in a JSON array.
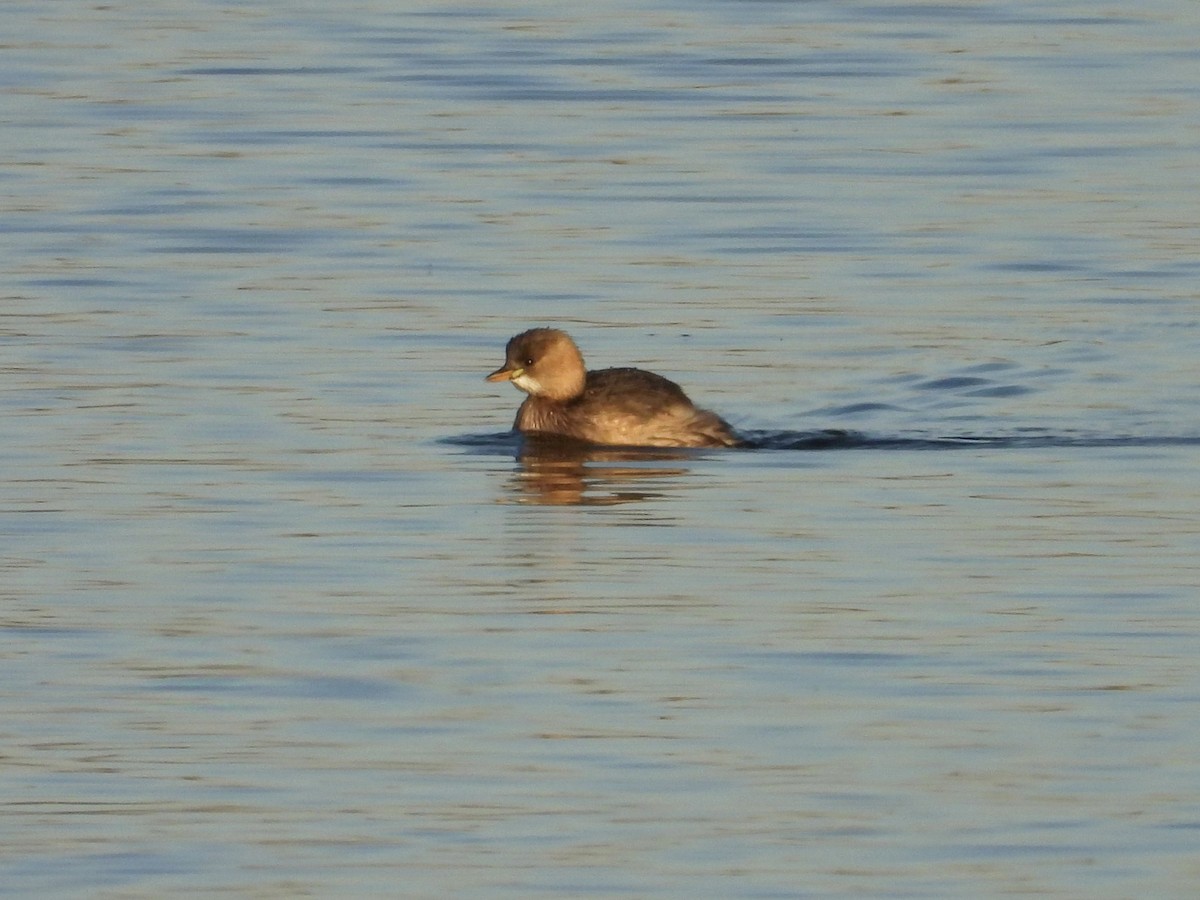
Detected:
[{"left": 486, "top": 328, "right": 739, "bottom": 448}]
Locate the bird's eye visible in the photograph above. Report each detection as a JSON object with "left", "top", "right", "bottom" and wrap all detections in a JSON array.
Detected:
[{"left": 524, "top": 358, "right": 534, "bottom": 366}]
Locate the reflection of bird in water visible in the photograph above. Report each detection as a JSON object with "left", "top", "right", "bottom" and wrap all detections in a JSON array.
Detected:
[
  {"left": 505, "top": 437, "right": 692, "bottom": 506},
  {"left": 487, "top": 328, "right": 740, "bottom": 449}
]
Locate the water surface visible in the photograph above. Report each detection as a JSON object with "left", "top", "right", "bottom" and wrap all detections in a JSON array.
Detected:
[{"left": 3, "top": 1, "right": 1199, "bottom": 897}]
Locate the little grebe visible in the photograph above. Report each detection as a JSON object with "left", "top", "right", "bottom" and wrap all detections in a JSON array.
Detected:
[{"left": 486, "top": 328, "right": 739, "bottom": 448}]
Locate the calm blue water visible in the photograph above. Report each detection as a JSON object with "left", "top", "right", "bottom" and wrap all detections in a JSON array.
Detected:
[{"left": 3, "top": 1, "right": 1199, "bottom": 897}]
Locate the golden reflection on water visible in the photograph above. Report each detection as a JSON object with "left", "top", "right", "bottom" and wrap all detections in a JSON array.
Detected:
[{"left": 501, "top": 437, "right": 697, "bottom": 506}]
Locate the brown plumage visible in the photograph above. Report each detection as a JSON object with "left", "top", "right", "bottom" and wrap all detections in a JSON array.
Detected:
[{"left": 486, "top": 328, "right": 739, "bottom": 448}]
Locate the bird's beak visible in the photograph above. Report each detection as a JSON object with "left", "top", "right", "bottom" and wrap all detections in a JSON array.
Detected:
[{"left": 486, "top": 365, "right": 521, "bottom": 382}]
